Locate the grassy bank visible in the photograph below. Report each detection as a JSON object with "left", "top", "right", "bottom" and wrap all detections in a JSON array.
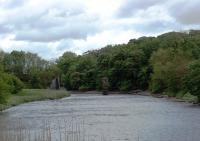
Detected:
[
  {"left": 161, "top": 91, "right": 198, "bottom": 103},
  {"left": 0, "top": 89, "right": 70, "bottom": 111}
]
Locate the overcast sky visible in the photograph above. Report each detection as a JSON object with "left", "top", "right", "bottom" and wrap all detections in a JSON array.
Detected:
[{"left": 0, "top": 0, "right": 200, "bottom": 59}]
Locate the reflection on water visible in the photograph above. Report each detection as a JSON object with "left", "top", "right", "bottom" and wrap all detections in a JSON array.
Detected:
[{"left": 0, "top": 94, "right": 200, "bottom": 141}]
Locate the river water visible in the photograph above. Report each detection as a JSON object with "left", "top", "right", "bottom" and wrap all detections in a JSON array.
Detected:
[{"left": 0, "top": 93, "right": 200, "bottom": 141}]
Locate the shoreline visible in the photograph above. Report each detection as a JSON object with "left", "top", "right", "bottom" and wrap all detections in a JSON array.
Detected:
[
  {"left": 0, "top": 89, "right": 70, "bottom": 112},
  {"left": 1, "top": 90, "right": 198, "bottom": 112},
  {"left": 70, "top": 90, "right": 198, "bottom": 104}
]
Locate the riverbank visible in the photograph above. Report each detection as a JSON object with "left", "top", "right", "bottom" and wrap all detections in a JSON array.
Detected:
[
  {"left": 0, "top": 89, "right": 70, "bottom": 111},
  {"left": 71, "top": 90, "right": 198, "bottom": 104},
  {"left": 152, "top": 92, "right": 198, "bottom": 104}
]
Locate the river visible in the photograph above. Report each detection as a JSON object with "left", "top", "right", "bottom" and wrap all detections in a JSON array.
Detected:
[{"left": 0, "top": 93, "right": 200, "bottom": 141}]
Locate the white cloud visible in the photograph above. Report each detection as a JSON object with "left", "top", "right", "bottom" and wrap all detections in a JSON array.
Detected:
[
  {"left": 117, "top": 0, "right": 165, "bottom": 18},
  {"left": 0, "top": 0, "right": 199, "bottom": 59},
  {"left": 169, "top": 0, "right": 200, "bottom": 25}
]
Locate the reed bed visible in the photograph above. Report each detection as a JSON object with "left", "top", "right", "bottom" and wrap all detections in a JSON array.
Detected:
[{"left": 0, "top": 118, "right": 107, "bottom": 141}]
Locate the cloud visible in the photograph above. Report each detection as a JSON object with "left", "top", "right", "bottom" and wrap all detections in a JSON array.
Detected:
[
  {"left": 0, "top": 0, "right": 200, "bottom": 59},
  {"left": 14, "top": 17, "right": 100, "bottom": 42},
  {"left": 0, "top": 25, "right": 12, "bottom": 34},
  {"left": 117, "top": 0, "right": 165, "bottom": 18},
  {"left": 0, "top": 0, "right": 25, "bottom": 9},
  {"left": 0, "top": 1, "right": 100, "bottom": 42},
  {"left": 0, "top": 39, "right": 64, "bottom": 59},
  {"left": 169, "top": 0, "right": 200, "bottom": 25}
]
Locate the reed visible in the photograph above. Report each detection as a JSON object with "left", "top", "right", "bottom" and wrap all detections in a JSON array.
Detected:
[{"left": 0, "top": 118, "right": 107, "bottom": 141}]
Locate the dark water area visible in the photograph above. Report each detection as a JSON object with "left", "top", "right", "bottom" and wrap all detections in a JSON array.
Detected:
[{"left": 0, "top": 93, "right": 200, "bottom": 141}]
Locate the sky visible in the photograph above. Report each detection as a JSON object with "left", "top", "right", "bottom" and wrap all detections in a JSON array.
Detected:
[{"left": 0, "top": 0, "right": 200, "bottom": 59}]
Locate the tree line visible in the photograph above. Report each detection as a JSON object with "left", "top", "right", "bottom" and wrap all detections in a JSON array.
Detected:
[
  {"left": 57, "top": 30, "right": 200, "bottom": 102},
  {"left": 0, "top": 51, "right": 60, "bottom": 103},
  {"left": 0, "top": 30, "right": 200, "bottom": 104}
]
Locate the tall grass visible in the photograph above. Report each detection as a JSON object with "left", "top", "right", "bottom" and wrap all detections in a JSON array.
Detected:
[
  {"left": 0, "top": 89, "right": 70, "bottom": 111},
  {"left": 0, "top": 118, "right": 107, "bottom": 141}
]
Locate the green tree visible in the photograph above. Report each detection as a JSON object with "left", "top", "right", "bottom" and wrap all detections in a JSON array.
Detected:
[
  {"left": 184, "top": 60, "right": 200, "bottom": 103},
  {"left": 150, "top": 48, "right": 192, "bottom": 94}
]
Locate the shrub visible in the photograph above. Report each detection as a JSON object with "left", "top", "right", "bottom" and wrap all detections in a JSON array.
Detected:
[
  {"left": 30, "top": 75, "right": 42, "bottom": 89},
  {"left": 166, "top": 91, "right": 176, "bottom": 97},
  {"left": 69, "top": 72, "right": 83, "bottom": 90},
  {"left": 11, "top": 75, "right": 24, "bottom": 94},
  {"left": 78, "top": 85, "right": 89, "bottom": 92},
  {"left": 0, "top": 79, "right": 9, "bottom": 104},
  {"left": 0, "top": 72, "right": 24, "bottom": 95},
  {"left": 175, "top": 91, "right": 185, "bottom": 99},
  {"left": 119, "top": 81, "right": 132, "bottom": 92},
  {"left": 4, "top": 74, "right": 24, "bottom": 94},
  {"left": 182, "top": 92, "right": 198, "bottom": 103},
  {"left": 150, "top": 78, "right": 166, "bottom": 93}
]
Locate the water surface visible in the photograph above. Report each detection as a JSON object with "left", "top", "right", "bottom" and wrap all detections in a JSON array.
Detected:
[{"left": 0, "top": 93, "right": 200, "bottom": 141}]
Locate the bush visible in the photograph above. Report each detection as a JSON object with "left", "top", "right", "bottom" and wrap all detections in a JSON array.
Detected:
[
  {"left": 4, "top": 74, "right": 24, "bottom": 94},
  {"left": 175, "top": 91, "right": 185, "bottom": 99},
  {"left": 69, "top": 72, "right": 83, "bottom": 90},
  {"left": 119, "top": 81, "right": 132, "bottom": 92},
  {"left": 0, "top": 72, "right": 23, "bottom": 97},
  {"left": 0, "top": 79, "right": 9, "bottom": 104},
  {"left": 78, "top": 85, "right": 89, "bottom": 92},
  {"left": 10, "top": 75, "right": 24, "bottom": 94},
  {"left": 182, "top": 92, "right": 198, "bottom": 103},
  {"left": 165, "top": 91, "right": 176, "bottom": 97},
  {"left": 30, "top": 74, "right": 42, "bottom": 89},
  {"left": 150, "top": 78, "right": 166, "bottom": 93}
]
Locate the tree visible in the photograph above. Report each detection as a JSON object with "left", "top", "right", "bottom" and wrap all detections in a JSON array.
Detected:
[
  {"left": 2, "top": 51, "right": 57, "bottom": 89},
  {"left": 184, "top": 60, "right": 200, "bottom": 103},
  {"left": 57, "top": 52, "right": 77, "bottom": 74},
  {"left": 56, "top": 30, "right": 200, "bottom": 94},
  {"left": 150, "top": 48, "right": 192, "bottom": 93}
]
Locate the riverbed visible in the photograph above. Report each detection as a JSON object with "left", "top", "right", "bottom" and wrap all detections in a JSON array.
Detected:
[{"left": 0, "top": 93, "right": 200, "bottom": 141}]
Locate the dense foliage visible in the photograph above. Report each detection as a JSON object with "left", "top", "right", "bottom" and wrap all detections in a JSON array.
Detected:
[
  {"left": 184, "top": 60, "right": 200, "bottom": 102},
  {"left": 0, "top": 64, "right": 23, "bottom": 103},
  {"left": 1, "top": 51, "right": 60, "bottom": 89},
  {"left": 1, "top": 30, "right": 200, "bottom": 104},
  {"left": 0, "top": 51, "right": 60, "bottom": 104},
  {"left": 57, "top": 30, "right": 200, "bottom": 102}
]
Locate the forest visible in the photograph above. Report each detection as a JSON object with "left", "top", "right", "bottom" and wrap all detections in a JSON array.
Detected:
[{"left": 0, "top": 30, "right": 200, "bottom": 104}]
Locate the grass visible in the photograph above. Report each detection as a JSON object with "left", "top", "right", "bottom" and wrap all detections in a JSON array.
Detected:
[
  {"left": 163, "top": 91, "right": 198, "bottom": 103},
  {"left": 0, "top": 118, "right": 87, "bottom": 141},
  {"left": 174, "top": 92, "right": 198, "bottom": 103},
  {"left": 0, "top": 89, "right": 70, "bottom": 111},
  {"left": 181, "top": 92, "right": 198, "bottom": 103},
  {"left": 0, "top": 118, "right": 109, "bottom": 141}
]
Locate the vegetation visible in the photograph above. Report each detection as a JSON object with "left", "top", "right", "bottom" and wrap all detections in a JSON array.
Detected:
[
  {"left": 0, "top": 64, "right": 24, "bottom": 103},
  {"left": 57, "top": 30, "right": 200, "bottom": 103},
  {"left": 0, "top": 50, "right": 62, "bottom": 106},
  {"left": 183, "top": 60, "right": 200, "bottom": 103},
  {"left": 1, "top": 30, "right": 200, "bottom": 104},
  {"left": 1, "top": 51, "right": 60, "bottom": 89},
  {"left": 0, "top": 118, "right": 84, "bottom": 141},
  {"left": 0, "top": 89, "right": 70, "bottom": 111}
]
